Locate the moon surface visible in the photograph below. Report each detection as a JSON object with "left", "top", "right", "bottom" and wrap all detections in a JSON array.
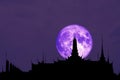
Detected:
[{"left": 56, "top": 24, "right": 93, "bottom": 59}]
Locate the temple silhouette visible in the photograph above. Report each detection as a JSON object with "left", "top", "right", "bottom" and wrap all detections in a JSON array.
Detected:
[{"left": 0, "top": 38, "right": 120, "bottom": 79}]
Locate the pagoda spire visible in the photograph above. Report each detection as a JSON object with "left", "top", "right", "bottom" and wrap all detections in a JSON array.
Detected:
[
  {"left": 100, "top": 36, "right": 105, "bottom": 62},
  {"left": 71, "top": 37, "right": 79, "bottom": 57}
]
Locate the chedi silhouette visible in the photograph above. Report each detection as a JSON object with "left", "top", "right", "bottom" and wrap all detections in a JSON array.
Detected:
[{"left": 0, "top": 38, "right": 119, "bottom": 80}]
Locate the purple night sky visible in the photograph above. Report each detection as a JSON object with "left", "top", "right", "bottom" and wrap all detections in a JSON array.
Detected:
[{"left": 0, "top": 0, "right": 120, "bottom": 74}]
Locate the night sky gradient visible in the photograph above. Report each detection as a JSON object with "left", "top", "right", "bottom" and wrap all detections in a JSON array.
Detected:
[{"left": 0, "top": 0, "right": 120, "bottom": 74}]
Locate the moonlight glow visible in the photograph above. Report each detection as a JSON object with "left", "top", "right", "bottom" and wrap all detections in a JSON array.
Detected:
[{"left": 56, "top": 24, "right": 93, "bottom": 59}]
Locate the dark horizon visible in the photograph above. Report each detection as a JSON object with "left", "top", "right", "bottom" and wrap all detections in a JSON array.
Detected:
[
  {"left": 0, "top": 38, "right": 119, "bottom": 80},
  {"left": 0, "top": 38, "right": 117, "bottom": 74}
]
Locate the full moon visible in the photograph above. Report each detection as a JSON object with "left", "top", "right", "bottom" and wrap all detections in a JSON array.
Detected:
[{"left": 56, "top": 24, "right": 93, "bottom": 59}]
